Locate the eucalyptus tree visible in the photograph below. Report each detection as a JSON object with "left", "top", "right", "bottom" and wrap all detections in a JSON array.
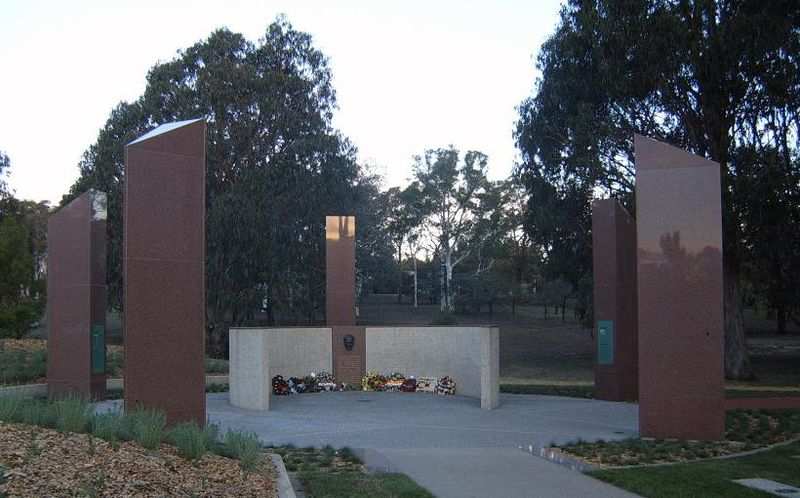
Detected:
[
  {"left": 412, "top": 147, "right": 492, "bottom": 312},
  {"left": 515, "top": 0, "right": 800, "bottom": 378},
  {"left": 0, "top": 150, "right": 10, "bottom": 200},
  {"left": 66, "top": 18, "right": 384, "bottom": 353}
]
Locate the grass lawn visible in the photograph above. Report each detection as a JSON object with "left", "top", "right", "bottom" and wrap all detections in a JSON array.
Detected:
[
  {"left": 272, "top": 446, "right": 434, "bottom": 498},
  {"left": 591, "top": 441, "right": 800, "bottom": 498}
]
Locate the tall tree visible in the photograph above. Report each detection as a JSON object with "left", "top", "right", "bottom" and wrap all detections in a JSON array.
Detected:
[
  {"left": 66, "top": 18, "right": 383, "bottom": 354},
  {"left": 0, "top": 153, "right": 47, "bottom": 338},
  {"left": 516, "top": 0, "right": 800, "bottom": 378},
  {"left": 412, "top": 147, "right": 490, "bottom": 313},
  {"left": 0, "top": 150, "right": 10, "bottom": 200}
]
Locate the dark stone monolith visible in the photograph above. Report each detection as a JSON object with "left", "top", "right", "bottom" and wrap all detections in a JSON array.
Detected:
[
  {"left": 47, "top": 189, "right": 107, "bottom": 400},
  {"left": 124, "top": 119, "right": 206, "bottom": 425},
  {"left": 635, "top": 134, "right": 725, "bottom": 440},
  {"left": 592, "top": 198, "right": 638, "bottom": 402},
  {"left": 325, "top": 215, "right": 363, "bottom": 385}
]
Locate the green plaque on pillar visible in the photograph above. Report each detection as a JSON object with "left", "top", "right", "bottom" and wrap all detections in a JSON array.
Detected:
[
  {"left": 597, "top": 320, "right": 614, "bottom": 365},
  {"left": 91, "top": 325, "right": 105, "bottom": 374}
]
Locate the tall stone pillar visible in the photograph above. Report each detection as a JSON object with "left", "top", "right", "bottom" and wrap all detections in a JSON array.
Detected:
[
  {"left": 47, "top": 189, "right": 107, "bottom": 400},
  {"left": 124, "top": 119, "right": 206, "bottom": 425},
  {"left": 635, "top": 134, "right": 725, "bottom": 440},
  {"left": 325, "top": 215, "right": 364, "bottom": 386},
  {"left": 592, "top": 198, "right": 638, "bottom": 402}
]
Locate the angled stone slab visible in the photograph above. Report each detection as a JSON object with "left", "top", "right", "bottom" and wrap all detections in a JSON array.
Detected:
[
  {"left": 47, "top": 189, "right": 107, "bottom": 400},
  {"left": 635, "top": 134, "right": 724, "bottom": 440},
  {"left": 592, "top": 198, "right": 638, "bottom": 402},
  {"left": 124, "top": 119, "right": 206, "bottom": 425}
]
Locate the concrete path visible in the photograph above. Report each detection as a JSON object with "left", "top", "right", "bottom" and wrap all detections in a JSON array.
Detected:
[
  {"left": 211, "top": 392, "right": 639, "bottom": 498},
  {"left": 98, "top": 392, "right": 640, "bottom": 497}
]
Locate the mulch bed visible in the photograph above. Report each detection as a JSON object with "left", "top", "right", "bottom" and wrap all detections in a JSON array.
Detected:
[
  {"left": 0, "top": 340, "right": 46, "bottom": 354},
  {"left": 0, "top": 422, "right": 277, "bottom": 497}
]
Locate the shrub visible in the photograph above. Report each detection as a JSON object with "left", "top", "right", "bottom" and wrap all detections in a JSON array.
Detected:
[
  {"left": 222, "top": 430, "right": 261, "bottom": 471},
  {"left": 91, "top": 412, "right": 123, "bottom": 445},
  {"left": 430, "top": 312, "right": 458, "bottom": 325},
  {"left": 54, "top": 396, "right": 91, "bottom": 433},
  {"left": 168, "top": 422, "right": 210, "bottom": 461},
  {"left": 20, "top": 400, "right": 56, "bottom": 428},
  {"left": 128, "top": 408, "right": 166, "bottom": 450},
  {"left": 0, "top": 396, "right": 23, "bottom": 422},
  {"left": 204, "top": 358, "right": 229, "bottom": 374},
  {"left": 106, "top": 350, "right": 124, "bottom": 377}
]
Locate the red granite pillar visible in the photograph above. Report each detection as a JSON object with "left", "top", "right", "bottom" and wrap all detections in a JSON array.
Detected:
[
  {"left": 47, "top": 189, "right": 107, "bottom": 400},
  {"left": 592, "top": 199, "right": 638, "bottom": 402},
  {"left": 325, "top": 216, "right": 364, "bottom": 385},
  {"left": 635, "top": 134, "right": 725, "bottom": 440},
  {"left": 124, "top": 119, "right": 206, "bottom": 425},
  {"left": 326, "top": 215, "right": 356, "bottom": 326}
]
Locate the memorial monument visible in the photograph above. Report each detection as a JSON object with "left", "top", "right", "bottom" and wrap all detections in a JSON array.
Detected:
[
  {"left": 635, "top": 134, "right": 725, "bottom": 440},
  {"left": 46, "top": 189, "right": 108, "bottom": 400},
  {"left": 124, "top": 118, "right": 206, "bottom": 425},
  {"left": 325, "top": 215, "right": 364, "bottom": 385},
  {"left": 592, "top": 198, "right": 638, "bottom": 402}
]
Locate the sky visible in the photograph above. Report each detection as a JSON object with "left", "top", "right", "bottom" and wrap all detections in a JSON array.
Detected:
[{"left": 0, "top": 0, "right": 563, "bottom": 205}]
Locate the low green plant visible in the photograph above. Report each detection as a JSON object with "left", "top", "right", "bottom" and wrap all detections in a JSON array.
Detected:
[
  {"left": 0, "top": 396, "right": 23, "bottom": 422},
  {"left": 24, "top": 429, "right": 40, "bottom": 463},
  {"left": 337, "top": 447, "right": 360, "bottom": 464},
  {"left": 169, "top": 422, "right": 211, "bottom": 461},
  {"left": 20, "top": 400, "right": 56, "bottom": 428},
  {"left": 204, "top": 358, "right": 229, "bottom": 374},
  {"left": 54, "top": 396, "right": 91, "bottom": 433},
  {"left": 222, "top": 430, "right": 261, "bottom": 471},
  {"left": 91, "top": 412, "right": 122, "bottom": 446},
  {"left": 0, "top": 463, "right": 7, "bottom": 485},
  {"left": 106, "top": 350, "right": 124, "bottom": 377},
  {"left": 205, "top": 383, "right": 229, "bottom": 393},
  {"left": 78, "top": 470, "right": 106, "bottom": 498},
  {"left": 128, "top": 408, "right": 166, "bottom": 450},
  {"left": 430, "top": 312, "right": 458, "bottom": 325}
]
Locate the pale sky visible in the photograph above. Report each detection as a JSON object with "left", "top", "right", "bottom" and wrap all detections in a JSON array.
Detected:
[{"left": 0, "top": 0, "right": 563, "bottom": 204}]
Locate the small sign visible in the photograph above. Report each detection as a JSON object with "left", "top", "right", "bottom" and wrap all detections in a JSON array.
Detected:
[
  {"left": 91, "top": 325, "right": 105, "bottom": 374},
  {"left": 597, "top": 320, "right": 614, "bottom": 365}
]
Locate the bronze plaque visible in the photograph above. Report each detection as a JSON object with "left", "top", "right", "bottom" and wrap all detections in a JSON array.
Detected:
[{"left": 332, "top": 326, "right": 365, "bottom": 386}]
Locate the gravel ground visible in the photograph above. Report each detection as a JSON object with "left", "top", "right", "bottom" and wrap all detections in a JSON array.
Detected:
[{"left": 0, "top": 421, "right": 277, "bottom": 497}]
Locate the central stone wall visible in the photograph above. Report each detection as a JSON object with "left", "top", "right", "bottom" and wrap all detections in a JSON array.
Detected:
[
  {"left": 228, "top": 326, "right": 499, "bottom": 410},
  {"left": 366, "top": 327, "right": 492, "bottom": 401}
]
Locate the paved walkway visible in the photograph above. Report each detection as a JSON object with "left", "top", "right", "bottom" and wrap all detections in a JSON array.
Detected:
[
  {"left": 209, "top": 392, "right": 640, "bottom": 498},
  {"left": 98, "top": 392, "right": 640, "bottom": 497}
]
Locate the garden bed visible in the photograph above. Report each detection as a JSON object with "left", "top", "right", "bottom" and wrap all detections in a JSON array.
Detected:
[
  {"left": 0, "top": 422, "right": 276, "bottom": 497},
  {"left": 271, "top": 445, "right": 434, "bottom": 498},
  {"left": 556, "top": 409, "right": 800, "bottom": 467},
  {"left": 0, "top": 396, "right": 276, "bottom": 497}
]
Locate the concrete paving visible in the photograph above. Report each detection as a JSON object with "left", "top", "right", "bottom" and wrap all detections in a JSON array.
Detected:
[{"left": 98, "top": 392, "right": 641, "bottom": 498}]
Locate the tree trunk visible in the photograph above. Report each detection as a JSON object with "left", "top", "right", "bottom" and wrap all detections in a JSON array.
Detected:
[
  {"left": 397, "top": 242, "right": 403, "bottom": 304},
  {"left": 439, "top": 257, "right": 447, "bottom": 313},
  {"left": 777, "top": 305, "right": 787, "bottom": 335},
  {"left": 413, "top": 257, "right": 418, "bottom": 308},
  {"left": 446, "top": 252, "right": 455, "bottom": 313},
  {"left": 724, "top": 266, "right": 754, "bottom": 380}
]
